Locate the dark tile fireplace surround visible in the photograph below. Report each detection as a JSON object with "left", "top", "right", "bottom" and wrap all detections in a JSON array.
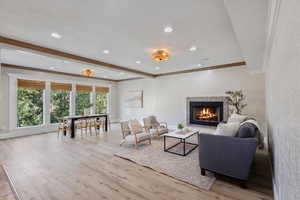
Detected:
[{"left": 187, "top": 97, "right": 229, "bottom": 127}]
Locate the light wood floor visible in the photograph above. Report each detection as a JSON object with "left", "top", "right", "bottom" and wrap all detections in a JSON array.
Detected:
[
  {"left": 0, "top": 165, "right": 16, "bottom": 200},
  {"left": 0, "top": 125, "right": 273, "bottom": 200}
]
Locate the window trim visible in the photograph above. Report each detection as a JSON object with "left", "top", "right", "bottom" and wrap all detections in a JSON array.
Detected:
[{"left": 8, "top": 73, "right": 112, "bottom": 130}]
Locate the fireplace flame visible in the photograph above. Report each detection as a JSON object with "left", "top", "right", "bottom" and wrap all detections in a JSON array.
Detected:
[{"left": 196, "top": 107, "right": 217, "bottom": 120}]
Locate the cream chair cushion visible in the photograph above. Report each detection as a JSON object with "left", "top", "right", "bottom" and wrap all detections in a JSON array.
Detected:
[
  {"left": 125, "top": 132, "right": 151, "bottom": 142},
  {"left": 129, "top": 120, "right": 144, "bottom": 134},
  {"left": 149, "top": 127, "right": 168, "bottom": 136}
]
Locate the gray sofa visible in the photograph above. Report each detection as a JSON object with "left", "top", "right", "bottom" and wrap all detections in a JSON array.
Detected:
[{"left": 198, "top": 123, "right": 258, "bottom": 187}]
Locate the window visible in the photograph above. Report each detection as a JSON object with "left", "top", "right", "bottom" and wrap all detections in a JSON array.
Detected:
[
  {"left": 75, "top": 85, "right": 92, "bottom": 115},
  {"left": 50, "top": 82, "right": 72, "bottom": 123},
  {"left": 17, "top": 79, "right": 45, "bottom": 127},
  {"left": 95, "top": 86, "right": 109, "bottom": 114}
]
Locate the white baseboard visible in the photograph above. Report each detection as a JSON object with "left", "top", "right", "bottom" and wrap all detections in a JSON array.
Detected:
[
  {"left": 0, "top": 124, "right": 57, "bottom": 140},
  {"left": 0, "top": 120, "right": 120, "bottom": 140}
]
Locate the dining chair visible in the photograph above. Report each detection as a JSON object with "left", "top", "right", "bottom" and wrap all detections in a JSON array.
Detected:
[
  {"left": 89, "top": 118, "right": 101, "bottom": 136},
  {"left": 57, "top": 119, "right": 71, "bottom": 139},
  {"left": 95, "top": 117, "right": 106, "bottom": 133},
  {"left": 76, "top": 119, "right": 89, "bottom": 138}
]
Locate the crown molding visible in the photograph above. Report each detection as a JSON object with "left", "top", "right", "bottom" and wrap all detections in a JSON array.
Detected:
[
  {"left": 154, "top": 61, "right": 246, "bottom": 77},
  {"left": 0, "top": 35, "right": 154, "bottom": 77},
  {"left": 1, "top": 63, "right": 118, "bottom": 82}
]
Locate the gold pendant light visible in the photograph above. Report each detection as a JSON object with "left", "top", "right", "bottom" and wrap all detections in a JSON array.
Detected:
[
  {"left": 81, "top": 68, "right": 95, "bottom": 77},
  {"left": 152, "top": 49, "right": 170, "bottom": 61}
]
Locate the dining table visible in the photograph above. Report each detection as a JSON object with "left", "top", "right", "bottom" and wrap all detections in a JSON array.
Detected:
[{"left": 64, "top": 114, "right": 108, "bottom": 138}]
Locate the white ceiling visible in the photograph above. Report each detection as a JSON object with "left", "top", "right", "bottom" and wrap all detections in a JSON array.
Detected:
[
  {"left": 0, "top": 48, "right": 138, "bottom": 80},
  {"left": 0, "top": 0, "right": 245, "bottom": 77}
]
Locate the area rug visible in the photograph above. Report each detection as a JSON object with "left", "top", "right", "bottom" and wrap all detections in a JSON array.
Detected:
[{"left": 114, "top": 136, "right": 215, "bottom": 190}]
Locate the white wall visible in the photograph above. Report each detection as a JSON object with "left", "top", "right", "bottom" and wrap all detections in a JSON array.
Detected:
[
  {"left": 0, "top": 67, "right": 118, "bottom": 137},
  {"left": 118, "top": 66, "right": 265, "bottom": 131},
  {"left": 224, "top": 0, "right": 268, "bottom": 72},
  {"left": 265, "top": 0, "right": 300, "bottom": 199}
]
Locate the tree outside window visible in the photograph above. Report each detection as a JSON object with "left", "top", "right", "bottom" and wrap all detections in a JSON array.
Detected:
[
  {"left": 95, "top": 92, "right": 108, "bottom": 114},
  {"left": 50, "top": 90, "right": 70, "bottom": 123},
  {"left": 17, "top": 88, "right": 43, "bottom": 127},
  {"left": 75, "top": 91, "right": 91, "bottom": 115}
]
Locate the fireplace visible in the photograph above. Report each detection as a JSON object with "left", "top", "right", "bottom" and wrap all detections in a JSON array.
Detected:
[{"left": 189, "top": 101, "right": 223, "bottom": 126}]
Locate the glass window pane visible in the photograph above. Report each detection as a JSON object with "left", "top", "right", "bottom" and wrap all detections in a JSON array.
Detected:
[
  {"left": 76, "top": 91, "right": 91, "bottom": 115},
  {"left": 96, "top": 92, "right": 108, "bottom": 114},
  {"left": 50, "top": 90, "right": 70, "bottom": 123},
  {"left": 17, "top": 88, "right": 43, "bottom": 127}
]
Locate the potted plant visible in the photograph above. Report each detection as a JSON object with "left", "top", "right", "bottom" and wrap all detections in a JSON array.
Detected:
[
  {"left": 225, "top": 90, "right": 247, "bottom": 114},
  {"left": 177, "top": 123, "right": 184, "bottom": 130}
]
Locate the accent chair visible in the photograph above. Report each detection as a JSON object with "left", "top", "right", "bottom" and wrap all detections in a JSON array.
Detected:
[
  {"left": 143, "top": 116, "right": 168, "bottom": 137},
  {"left": 120, "top": 120, "right": 152, "bottom": 148}
]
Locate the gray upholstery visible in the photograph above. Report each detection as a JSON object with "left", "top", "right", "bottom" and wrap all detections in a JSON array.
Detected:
[
  {"left": 237, "top": 123, "right": 257, "bottom": 138},
  {"left": 198, "top": 133, "right": 258, "bottom": 181}
]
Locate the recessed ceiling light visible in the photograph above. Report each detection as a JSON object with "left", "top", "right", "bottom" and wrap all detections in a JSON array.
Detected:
[
  {"left": 16, "top": 50, "right": 36, "bottom": 56},
  {"left": 49, "top": 66, "right": 55, "bottom": 70},
  {"left": 189, "top": 46, "right": 197, "bottom": 52},
  {"left": 119, "top": 72, "right": 125, "bottom": 75},
  {"left": 197, "top": 64, "right": 203, "bottom": 67},
  {"left": 16, "top": 50, "right": 27, "bottom": 54},
  {"left": 103, "top": 50, "right": 110, "bottom": 54},
  {"left": 51, "top": 32, "right": 62, "bottom": 39},
  {"left": 136, "top": 61, "right": 141, "bottom": 64},
  {"left": 164, "top": 26, "right": 173, "bottom": 33},
  {"left": 155, "top": 66, "right": 160, "bottom": 70},
  {"left": 63, "top": 60, "right": 70, "bottom": 64}
]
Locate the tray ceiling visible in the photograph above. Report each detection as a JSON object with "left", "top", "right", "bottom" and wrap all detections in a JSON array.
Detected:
[{"left": 0, "top": 0, "right": 244, "bottom": 77}]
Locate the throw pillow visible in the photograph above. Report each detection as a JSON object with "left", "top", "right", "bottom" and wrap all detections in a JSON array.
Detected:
[
  {"left": 215, "top": 122, "right": 240, "bottom": 137},
  {"left": 237, "top": 123, "right": 257, "bottom": 138},
  {"left": 227, "top": 113, "right": 247, "bottom": 124}
]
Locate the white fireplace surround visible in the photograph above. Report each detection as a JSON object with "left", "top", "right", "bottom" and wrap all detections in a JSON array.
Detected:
[{"left": 186, "top": 96, "right": 229, "bottom": 126}]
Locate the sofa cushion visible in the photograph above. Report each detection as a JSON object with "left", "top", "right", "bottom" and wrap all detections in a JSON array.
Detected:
[
  {"left": 237, "top": 122, "right": 257, "bottom": 138},
  {"left": 215, "top": 122, "right": 240, "bottom": 137}
]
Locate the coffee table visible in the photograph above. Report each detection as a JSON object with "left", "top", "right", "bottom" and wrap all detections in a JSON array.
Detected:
[{"left": 163, "top": 130, "right": 199, "bottom": 156}]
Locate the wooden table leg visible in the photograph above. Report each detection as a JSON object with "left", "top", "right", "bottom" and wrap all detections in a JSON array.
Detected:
[
  {"left": 105, "top": 115, "right": 108, "bottom": 132},
  {"left": 71, "top": 119, "right": 75, "bottom": 138}
]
